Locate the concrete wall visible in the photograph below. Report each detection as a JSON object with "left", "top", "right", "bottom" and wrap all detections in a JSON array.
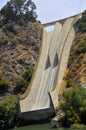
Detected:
[
  {"left": 19, "top": 14, "right": 82, "bottom": 120},
  {"left": 50, "top": 13, "right": 82, "bottom": 108}
]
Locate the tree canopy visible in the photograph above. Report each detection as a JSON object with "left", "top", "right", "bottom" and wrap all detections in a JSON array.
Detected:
[
  {"left": 60, "top": 87, "right": 86, "bottom": 127},
  {"left": 0, "top": 97, "right": 18, "bottom": 130},
  {"left": 0, "top": 0, "right": 37, "bottom": 24}
]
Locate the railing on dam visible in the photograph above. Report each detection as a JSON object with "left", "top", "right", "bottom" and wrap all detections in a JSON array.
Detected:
[{"left": 42, "top": 13, "right": 82, "bottom": 27}]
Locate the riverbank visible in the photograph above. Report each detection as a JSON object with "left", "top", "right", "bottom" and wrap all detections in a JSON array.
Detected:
[{"left": 11, "top": 123, "right": 86, "bottom": 130}]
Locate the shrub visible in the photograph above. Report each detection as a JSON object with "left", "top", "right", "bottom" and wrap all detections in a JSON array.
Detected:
[
  {"left": 67, "top": 60, "right": 72, "bottom": 67},
  {"left": 5, "top": 30, "right": 14, "bottom": 38},
  {"left": 0, "top": 73, "right": 3, "bottom": 80},
  {"left": 14, "top": 68, "right": 34, "bottom": 94},
  {"left": 3, "top": 22, "right": 17, "bottom": 34},
  {"left": 15, "top": 78, "right": 28, "bottom": 93},
  {"left": 71, "top": 123, "right": 85, "bottom": 129},
  {"left": 0, "top": 97, "right": 18, "bottom": 130},
  {"left": 60, "top": 87, "right": 86, "bottom": 126},
  {"left": 0, "top": 36, "right": 8, "bottom": 45},
  {"left": 23, "top": 67, "right": 34, "bottom": 82},
  {"left": 79, "top": 22, "right": 86, "bottom": 32},
  {"left": 76, "top": 41, "right": 86, "bottom": 54},
  {"left": 67, "top": 79, "right": 72, "bottom": 87},
  {"left": 0, "top": 80, "right": 9, "bottom": 92}
]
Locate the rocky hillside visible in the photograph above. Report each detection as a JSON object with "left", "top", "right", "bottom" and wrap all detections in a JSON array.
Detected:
[
  {"left": 0, "top": 10, "right": 86, "bottom": 101},
  {"left": 59, "top": 11, "right": 86, "bottom": 98},
  {"left": 66, "top": 33, "right": 86, "bottom": 88},
  {"left": 0, "top": 21, "right": 42, "bottom": 98}
]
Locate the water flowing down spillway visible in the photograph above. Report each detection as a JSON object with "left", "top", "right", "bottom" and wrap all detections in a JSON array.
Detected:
[{"left": 19, "top": 14, "right": 82, "bottom": 120}]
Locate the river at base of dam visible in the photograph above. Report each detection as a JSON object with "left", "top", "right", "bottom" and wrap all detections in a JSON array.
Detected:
[{"left": 11, "top": 123, "right": 86, "bottom": 130}]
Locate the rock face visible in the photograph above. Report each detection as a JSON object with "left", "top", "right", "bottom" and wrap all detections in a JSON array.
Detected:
[
  {"left": 0, "top": 21, "right": 42, "bottom": 95},
  {"left": 58, "top": 11, "right": 86, "bottom": 104},
  {"left": 66, "top": 33, "right": 86, "bottom": 88}
]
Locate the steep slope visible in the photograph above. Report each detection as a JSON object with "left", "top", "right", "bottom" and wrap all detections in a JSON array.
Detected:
[
  {"left": 59, "top": 11, "right": 86, "bottom": 100},
  {"left": 0, "top": 21, "right": 42, "bottom": 98}
]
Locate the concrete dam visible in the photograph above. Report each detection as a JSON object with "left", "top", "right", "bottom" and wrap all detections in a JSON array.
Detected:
[{"left": 19, "top": 14, "right": 82, "bottom": 120}]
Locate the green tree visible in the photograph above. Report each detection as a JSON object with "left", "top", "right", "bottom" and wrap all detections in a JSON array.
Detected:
[
  {"left": 0, "top": 0, "right": 37, "bottom": 24},
  {"left": 0, "top": 2, "right": 15, "bottom": 23},
  {"left": 60, "top": 87, "right": 86, "bottom": 127},
  {"left": 0, "top": 97, "right": 18, "bottom": 130}
]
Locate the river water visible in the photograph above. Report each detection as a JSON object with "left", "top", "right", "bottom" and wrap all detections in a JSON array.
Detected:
[{"left": 11, "top": 124, "right": 86, "bottom": 130}]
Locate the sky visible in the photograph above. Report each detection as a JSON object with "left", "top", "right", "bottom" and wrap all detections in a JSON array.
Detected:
[{"left": 0, "top": 0, "right": 86, "bottom": 24}]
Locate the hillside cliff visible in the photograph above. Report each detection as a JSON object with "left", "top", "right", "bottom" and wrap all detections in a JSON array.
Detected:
[
  {"left": 0, "top": 21, "right": 42, "bottom": 99},
  {"left": 59, "top": 11, "right": 86, "bottom": 99}
]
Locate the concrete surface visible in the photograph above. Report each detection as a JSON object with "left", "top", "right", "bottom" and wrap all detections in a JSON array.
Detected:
[{"left": 19, "top": 14, "right": 82, "bottom": 120}]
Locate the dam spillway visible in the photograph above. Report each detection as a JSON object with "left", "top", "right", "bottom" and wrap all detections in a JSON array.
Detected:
[{"left": 19, "top": 14, "right": 82, "bottom": 120}]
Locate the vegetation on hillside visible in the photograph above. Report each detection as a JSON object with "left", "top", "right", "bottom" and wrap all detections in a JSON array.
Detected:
[
  {"left": 0, "top": 1, "right": 86, "bottom": 129},
  {"left": 0, "top": 0, "right": 37, "bottom": 26},
  {"left": 14, "top": 67, "right": 34, "bottom": 94},
  {"left": 0, "top": 97, "right": 18, "bottom": 130},
  {"left": 65, "top": 11, "right": 86, "bottom": 88},
  {"left": 0, "top": 73, "right": 9, "bottom": 94},
  {"left": 0, "top": 68, "right": 34, "bottom": 130},
  {"left": 0, "top": 0, "right": 42, "bottom": 98},
  {"left": 60, "top": 87, "right": 86, "bottom": 128},
  {"left": 78, "top": 10, "right": 86, "bottom": 32},
  {"left": 59, "top": 10, "right": 86, "bottom": 128},
  {"left": 0, "top": 1, "right": 40, "bottom": 129},
  {"left": 75, "top": 36, "right": 86, "bottom": 55}
]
